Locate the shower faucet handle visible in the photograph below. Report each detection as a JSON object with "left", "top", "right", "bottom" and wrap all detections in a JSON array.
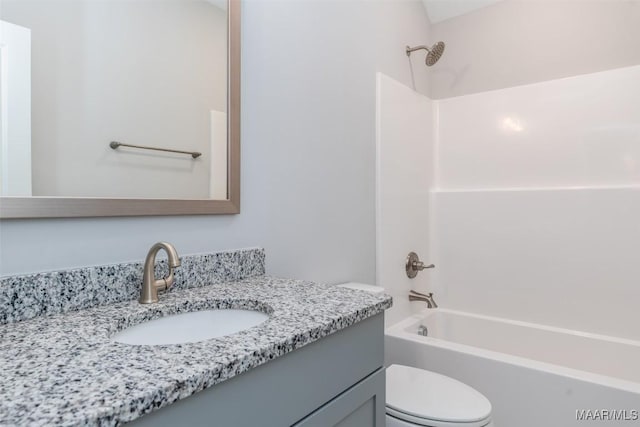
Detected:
[
  {"left": 414, "top": 261, "right": 435, "bottom": 271},
  {"left": 405, "top": 252, "right": 435, "bottom": 278}
]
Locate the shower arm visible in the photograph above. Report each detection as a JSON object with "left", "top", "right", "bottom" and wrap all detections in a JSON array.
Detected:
[{"left": 406, "top": 45, "right": 431, "bottom": 56}]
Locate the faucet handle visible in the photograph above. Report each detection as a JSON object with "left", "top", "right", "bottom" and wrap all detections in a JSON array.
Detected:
[
  {"left": 414, "top": 261, "right": 435, "bottom": 271},
  {"left": 406, "top": 252, "right": 435, "bottom": 278}
]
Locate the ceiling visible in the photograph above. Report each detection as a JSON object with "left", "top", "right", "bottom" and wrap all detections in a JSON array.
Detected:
[{"left": 422, "top": 0, "right": 503, "bottom": 24}]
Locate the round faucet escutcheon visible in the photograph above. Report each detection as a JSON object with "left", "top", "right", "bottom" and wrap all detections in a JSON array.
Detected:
[{"left": 405, "top": 251, "right": 435, "bottom": 278}]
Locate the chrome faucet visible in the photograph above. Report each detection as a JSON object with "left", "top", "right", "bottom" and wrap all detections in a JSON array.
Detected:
[
  {"left": 409, "top": 290, "right": 438, "bottom": 309},
  {"left": 139, "top": 242, "right": 181, "bottom": 304}
]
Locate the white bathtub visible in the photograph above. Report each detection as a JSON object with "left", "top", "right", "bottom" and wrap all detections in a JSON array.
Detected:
[{"left": 385, "top": 309, "right": 640, "bottom": 427}]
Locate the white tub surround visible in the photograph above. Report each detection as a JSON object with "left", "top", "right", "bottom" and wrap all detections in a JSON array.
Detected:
[
  {"left": 378, "top": 66, "right": 640, "bottom": 337},
  {"left": 375, "top": 73, "right": 435, "bottom": 327},
  {"left": 427, "top": 66, "right": 640, "bottom": 340},
  {"left": 432, "top": 187, "right": 640, "bottom": 341},
  {"left": 436, "top": 65, "right": 640, "bottom": 190}
]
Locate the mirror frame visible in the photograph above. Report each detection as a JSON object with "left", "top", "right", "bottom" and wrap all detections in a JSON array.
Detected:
[{"left": 0, "top": 0, "right": 240, "bottom": 218}]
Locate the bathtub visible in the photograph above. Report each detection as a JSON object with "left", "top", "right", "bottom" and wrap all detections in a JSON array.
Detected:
[{"left": 385, "top": 308, "right": 640, "bottom": 427}]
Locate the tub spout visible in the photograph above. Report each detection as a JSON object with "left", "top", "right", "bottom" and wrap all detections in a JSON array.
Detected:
[{"left": 409, "top": 290, "right": 438, "bottom": 309}]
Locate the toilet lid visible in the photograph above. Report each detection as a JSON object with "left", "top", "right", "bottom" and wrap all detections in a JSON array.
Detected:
[{"left": 386, "top": 365, "right": 492, "bottom": 425}]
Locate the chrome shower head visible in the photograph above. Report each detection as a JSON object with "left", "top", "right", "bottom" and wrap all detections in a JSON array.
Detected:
[{"left": 406, "top": 41, "right": 446, "bottom": 66}]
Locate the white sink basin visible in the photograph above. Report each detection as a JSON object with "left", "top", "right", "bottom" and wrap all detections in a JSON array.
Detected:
[{"left": 112, "top": 309, "right": 269, "bottom": 345}]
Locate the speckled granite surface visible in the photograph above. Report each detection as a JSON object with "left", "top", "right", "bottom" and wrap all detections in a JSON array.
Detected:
[
  {"left": 0, "top": 248, "right": 265, "bottom": 324},
  {"left": 0, "top": 275, "right": 392, "bottom": 426}
]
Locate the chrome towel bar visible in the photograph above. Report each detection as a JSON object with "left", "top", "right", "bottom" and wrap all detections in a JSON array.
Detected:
[{"left": 109, "top": 141, "right": 202, "bottom": 159}]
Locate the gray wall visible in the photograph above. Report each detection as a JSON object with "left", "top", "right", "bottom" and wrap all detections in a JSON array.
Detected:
[
  {"left": 428, "top": 0, "right": 640, "bottom": 99},
  {"left": 0, "top": 0, "right": 431, "bottom": 281}
]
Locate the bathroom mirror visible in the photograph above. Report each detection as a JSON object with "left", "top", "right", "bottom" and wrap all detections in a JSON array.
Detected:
[{"left": 0, "top": 0, "right": 240, "bottom": 218}]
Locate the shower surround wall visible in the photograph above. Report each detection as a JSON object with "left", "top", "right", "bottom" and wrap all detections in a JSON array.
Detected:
[
  {"left": 432, "top": 65, "right": 640, "bottom": 341},
  {"left": 378, "top": 65, "right": 640, "bottom": 342},
  {"left": 375, "top": 73, "right": 434, "bottom": 327}
]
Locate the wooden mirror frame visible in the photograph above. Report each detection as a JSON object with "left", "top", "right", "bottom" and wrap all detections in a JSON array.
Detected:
[{"left": 0, "top": 0, "right": 240, "bottom": 218}]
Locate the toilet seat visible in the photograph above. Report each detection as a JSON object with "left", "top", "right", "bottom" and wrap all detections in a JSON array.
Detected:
[
  {"left": 386, "top": 407, "right": 490, "bottom": 427},
  {"left": 386, "top": 365, "right": 492, "bottom": 427}
]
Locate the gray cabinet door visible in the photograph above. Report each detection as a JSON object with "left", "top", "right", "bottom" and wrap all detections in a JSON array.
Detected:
[{"left": 294, "top": 368, "right": 385, "bottom": 427}]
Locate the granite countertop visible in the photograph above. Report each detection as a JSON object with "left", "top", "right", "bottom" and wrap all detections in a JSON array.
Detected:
[{"left": 0, "top": 276, "right": 392, "bottom": 426}]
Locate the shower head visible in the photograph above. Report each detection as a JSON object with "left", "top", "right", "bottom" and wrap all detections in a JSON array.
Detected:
[{"left": 406, "top": 41, "right": 446, "bottom": 66}]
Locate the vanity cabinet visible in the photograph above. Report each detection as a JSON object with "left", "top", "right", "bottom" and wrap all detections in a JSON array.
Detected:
[{"left": 128, "top": 313, "right": 385, "bottom": 427}]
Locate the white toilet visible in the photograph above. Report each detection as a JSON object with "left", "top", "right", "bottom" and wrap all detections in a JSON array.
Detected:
[
  {"left": 386, "top": 364, "right": 493, "bottom": 427},
  {"left": 338, "top": 283, "right": 493, "bottom": 427}
]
